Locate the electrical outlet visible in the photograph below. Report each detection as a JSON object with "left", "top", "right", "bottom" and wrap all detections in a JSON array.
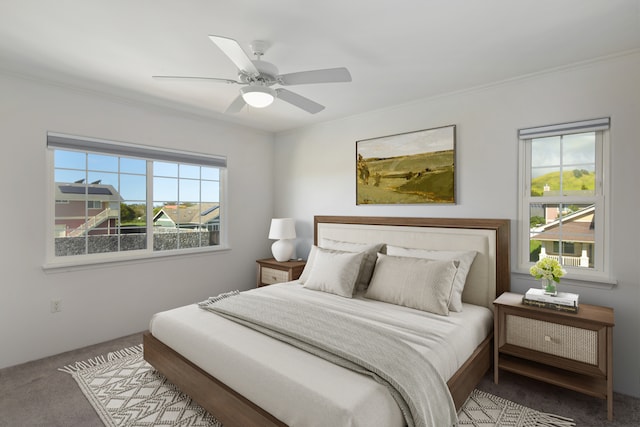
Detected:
[{"left": 51, "top": 299, "right": 62, "bottom": 313}]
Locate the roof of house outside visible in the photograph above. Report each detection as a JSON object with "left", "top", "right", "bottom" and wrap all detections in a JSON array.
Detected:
[
  {"left": 153, "top": 203, "right": 220, "bottom": 226},
  {"left": 55, "top": 183, "right": 123, "bottom": 202},
  {"left": 531, "top": 205, "right": 595, "bottom": 243}
]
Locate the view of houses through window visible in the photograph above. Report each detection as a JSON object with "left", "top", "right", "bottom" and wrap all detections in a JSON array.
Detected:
[
  {"left": 52, "top": 142, "right": 222, "bottom": 258},
  {"left": 529, "top": 203, "right": 595, "bottom": 268}
]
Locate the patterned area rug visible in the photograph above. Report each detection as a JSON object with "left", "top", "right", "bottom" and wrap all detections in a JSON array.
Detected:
[
  {"left": 60, "top": 345, "right": 574, "bottom": 427},
  {"left": 459, "top": 390, "right": 575, "bottom": 427},
  {"left": 60, "top": 345, "right": 220, "bottom": 427}
]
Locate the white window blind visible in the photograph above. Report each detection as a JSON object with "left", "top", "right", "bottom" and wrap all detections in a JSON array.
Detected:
[
  {"left": 47, "top": 133, "right": 227, "bottom": 168},
  {"left": 518, "top": 117, "right": 610, "bottom": 140}
]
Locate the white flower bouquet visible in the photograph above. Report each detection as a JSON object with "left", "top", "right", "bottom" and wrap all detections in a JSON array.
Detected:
[{"left": 530, "top": 257, "right": 566, "bottom": 283}]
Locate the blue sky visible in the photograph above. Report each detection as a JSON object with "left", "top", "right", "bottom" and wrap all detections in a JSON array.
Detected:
[
  {"left": 54, "top": 150, "right": 220, "bottom": 204},
  {"left": 531, "top": 132, "right": 596, "bottom": 178}
]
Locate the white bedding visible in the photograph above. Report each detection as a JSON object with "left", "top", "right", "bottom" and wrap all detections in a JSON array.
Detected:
[{"left": 149, "top": 282, "right": 493, "bottom": 427}]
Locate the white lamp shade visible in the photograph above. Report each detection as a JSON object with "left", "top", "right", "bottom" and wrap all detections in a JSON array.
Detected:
[
  {"left": 268, "top": 218, "right": 296, "bottom": 240},
  {"left": 268, "top": 218, "right": 296, "bottom": 261},
  {"left": 241, "top": 86, "right": 276, "bottom": 108}
]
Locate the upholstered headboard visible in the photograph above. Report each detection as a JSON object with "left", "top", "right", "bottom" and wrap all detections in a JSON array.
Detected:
[{"left": 314, "top": 216, "right": 510, "bottom": 310}]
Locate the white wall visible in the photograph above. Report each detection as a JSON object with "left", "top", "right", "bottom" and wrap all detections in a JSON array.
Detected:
[
  {"left": 274, "top": 52, "right": 640, "bottom": 397},
  {"left": 0, "top": 73, "right": 274, "bottom": 369}
]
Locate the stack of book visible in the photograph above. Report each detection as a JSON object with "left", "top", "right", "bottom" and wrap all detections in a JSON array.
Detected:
[{"left": 523, "top": 288, "right": 579, "bottom": 313}]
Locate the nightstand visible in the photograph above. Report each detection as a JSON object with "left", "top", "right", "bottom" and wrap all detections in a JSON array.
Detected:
[
  {"left": 494, "top": 292, "right": 615, "bottom": 420},
  {"left": 256, "top": 258, "right": 306, "bottom": 287}
]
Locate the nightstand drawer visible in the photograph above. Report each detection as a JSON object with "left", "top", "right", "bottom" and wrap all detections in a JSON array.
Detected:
[
  {"left": 506, "top": 314, "right": 598, "bottom": 365},
  {"left": 256, "top": 258, "right": 306, "bottom": 287},
  {"left": 261, "top": 267, "right": 289, "bottom": 285}
]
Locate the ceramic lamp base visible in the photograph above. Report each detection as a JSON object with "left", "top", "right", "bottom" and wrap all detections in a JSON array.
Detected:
[{"left": 271, "top": 239, "right": 294, "bottom": 262}]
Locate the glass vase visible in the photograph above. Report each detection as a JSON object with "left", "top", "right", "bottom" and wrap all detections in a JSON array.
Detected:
[{"left": 542, "top": 278, "right": 557, "bottom": 296}]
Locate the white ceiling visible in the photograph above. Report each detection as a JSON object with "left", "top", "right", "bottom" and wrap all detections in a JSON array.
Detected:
[{"left": 1, "top": 0, "right": 639, "bottom": 133}]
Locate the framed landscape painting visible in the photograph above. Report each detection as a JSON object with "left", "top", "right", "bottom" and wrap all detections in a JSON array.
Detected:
[{"left": 356, "top": 125, "right": 456, "bottom": 204}]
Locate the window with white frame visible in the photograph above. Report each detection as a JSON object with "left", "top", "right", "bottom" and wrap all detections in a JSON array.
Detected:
[
  {"left": 518, "top": 118, "right": 611, "bottom": 282},
  {"left": 47, "top": 133, "right": 226, "bottom": 266}
]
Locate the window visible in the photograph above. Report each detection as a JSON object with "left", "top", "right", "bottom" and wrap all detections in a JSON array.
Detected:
[
  {"left": 518, "top": 118, "right": 611, "bottom": 282},
  {"left": 47, "top": 133, "right": 226, "bottom": 267}
]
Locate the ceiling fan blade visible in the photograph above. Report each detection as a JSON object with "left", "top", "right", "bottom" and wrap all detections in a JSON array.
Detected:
[
  {"left": 278, "top": 67, "right": 352, "bottom": 86},
  {"left": 152, "top": 75, "right": 239, "bottom": 84},
  {"left": 276, "top": 88, "right": 325, "bottom": 114},
  {"left": 208, "top": 35, "right": 259, "bottom": 76},
  {"left": 225, "top": 95, "right": 246, "bottom": 113}
]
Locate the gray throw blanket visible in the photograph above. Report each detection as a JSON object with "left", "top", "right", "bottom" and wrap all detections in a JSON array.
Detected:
[{"left": 199, "top": 291, "right": 457, "bottom": 427}]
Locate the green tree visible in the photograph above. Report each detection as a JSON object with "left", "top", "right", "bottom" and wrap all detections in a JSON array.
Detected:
[
  {"left": 530, "top": 216, "right": 545, "bottom": 227},
  {"left": 120, "top": 203, "right": 136, "bottom": 222}
]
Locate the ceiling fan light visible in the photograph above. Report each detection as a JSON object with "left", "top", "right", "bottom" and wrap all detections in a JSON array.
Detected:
[{"left": 241, "top": 86, "right": 275, "bottom": 108}]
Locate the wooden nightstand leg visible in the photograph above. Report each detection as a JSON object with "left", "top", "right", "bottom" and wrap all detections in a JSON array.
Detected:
[
  {"left": 493, "top": 308, "right": 499, "bottom": 384},
  {"left": 607, "top": 325, "right": 613, "bottom": 421}
]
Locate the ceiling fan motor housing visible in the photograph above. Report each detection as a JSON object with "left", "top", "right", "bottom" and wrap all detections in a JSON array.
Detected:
[{"left": 239, "top": 60, "right": 279, "bottom": 86}]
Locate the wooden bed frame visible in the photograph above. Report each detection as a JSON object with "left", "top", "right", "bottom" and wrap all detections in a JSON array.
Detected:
[{"left": 144, "top": 216, "right": 510, "bottom": 427}]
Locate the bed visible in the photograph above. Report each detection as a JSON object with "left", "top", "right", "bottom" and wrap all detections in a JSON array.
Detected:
[{"left": 144, "top": 216, "right": 510, "bottom": 426}]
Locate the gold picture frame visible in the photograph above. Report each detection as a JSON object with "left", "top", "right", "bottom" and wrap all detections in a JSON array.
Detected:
[{"left": 356, "top": 125, "right": 456, "bottom": 204}]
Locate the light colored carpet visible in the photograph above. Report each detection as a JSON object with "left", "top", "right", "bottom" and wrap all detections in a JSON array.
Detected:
[{"left": 60, "top": 345, "right": 575, "bottom": 427}]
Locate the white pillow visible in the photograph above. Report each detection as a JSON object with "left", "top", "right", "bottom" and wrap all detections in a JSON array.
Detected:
[
  {"left": 303, "top": 247, "right": 366, "bottom": 298},
  {"left": 365, "top": 254, "right": 458, "bottom": 316},
  {"left": 298, "top": 245, "right": 319, "bottom": 284},
  {"left": 319, "top": 238, "right": 383, "bottom": 293},
  {"left": 385, "top": 245, "right": 477, "bottom": 312}
]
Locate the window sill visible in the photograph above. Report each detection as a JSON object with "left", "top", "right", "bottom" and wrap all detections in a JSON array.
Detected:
[
  {"left": 42, "top": 246, "right": 231, "bottom": 273},
  {"left": 512, "top": 270, "right": 617, "bottom": 290}
]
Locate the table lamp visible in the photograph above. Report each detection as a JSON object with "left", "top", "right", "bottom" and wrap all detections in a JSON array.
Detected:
[{"left": 268, "top": 218, "right": 296, "bottom": 261}]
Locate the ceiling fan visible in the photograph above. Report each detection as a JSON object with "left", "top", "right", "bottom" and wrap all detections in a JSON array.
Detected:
[{"left": 153, "top": 35, "right": 352, "bottom": 114}]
